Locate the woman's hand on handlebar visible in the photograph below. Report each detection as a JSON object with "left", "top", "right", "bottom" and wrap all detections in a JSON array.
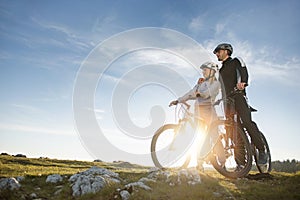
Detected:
[{"left": 169, "top": 100, "right": 178, "bottom": 107}]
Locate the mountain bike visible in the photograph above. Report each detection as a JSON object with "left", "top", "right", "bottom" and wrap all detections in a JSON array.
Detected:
[
  {"left": 150, "top": 99, "right": 253, "bottom": 178},
  {"left": 209, "top": 88, "right": 271, "bottom": 178},
  {"left": 151, "top": 88, "right": 271, "bottom": 178}
]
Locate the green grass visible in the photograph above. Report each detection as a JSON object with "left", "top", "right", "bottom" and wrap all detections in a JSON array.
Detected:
[
  {"left": 1, "top": 155, "right": 300, "bottom": 200},
  {"left": 0, "top": 155, "right": 111, "bottom": 177}
]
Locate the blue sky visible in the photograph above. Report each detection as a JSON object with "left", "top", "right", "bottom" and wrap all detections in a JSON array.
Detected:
[{"left": 1, "top": 0, "right": 300, "bottom": 165}]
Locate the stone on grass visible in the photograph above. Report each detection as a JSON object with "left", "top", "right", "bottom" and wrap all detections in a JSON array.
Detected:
[
  {"left": 120, "top": 190, "right": 130, "bottom": 200},
  {"left": 0, "top": 177, "right": 21, "bottom": 190},
  {"left": 46, "top": 174, "right": 63, "bottom": 183},
  {"left": 125, "top": 181, "right": 152, "bottom": 191},
  {"left": 69, "top": 166, "right": 121, "bottom": 197}
]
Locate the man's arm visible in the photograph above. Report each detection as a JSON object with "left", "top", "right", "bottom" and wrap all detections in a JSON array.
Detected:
[{"left": 235, "top": 57, "right": 248, "bottom": 90}]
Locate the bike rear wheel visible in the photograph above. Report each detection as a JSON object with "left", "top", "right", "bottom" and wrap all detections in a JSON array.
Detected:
[
  {"left": 253, "top": 131, "right": 272, "bottom": 173},
  {"left": 151, "top": 124, "right": 191, "bottom": 169},
  {"left": 209, "top": 120, "right": 253, "bottom": 178}
]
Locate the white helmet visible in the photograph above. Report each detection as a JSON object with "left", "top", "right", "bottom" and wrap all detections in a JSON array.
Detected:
[{"left": 200, "top": 61, "right": 218, "bottom": 72}]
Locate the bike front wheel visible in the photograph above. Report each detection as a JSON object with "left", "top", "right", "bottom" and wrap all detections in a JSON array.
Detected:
[
  {"left": 209, "top": 120, "right": 253, "bottom": 178},
  {"left": 253, "top": 131, "right": 272, "bottom": 173},
  {"left": 151, "top": 124, "right": 191, "bottom": 169}
]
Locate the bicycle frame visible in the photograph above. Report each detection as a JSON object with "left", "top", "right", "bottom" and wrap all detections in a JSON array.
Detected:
[
  {"left": 221, "top": 92, "right": 257, "bottom": 154},
  {"left": 223, "top": 96, "right": 241, "bottom": 150}
]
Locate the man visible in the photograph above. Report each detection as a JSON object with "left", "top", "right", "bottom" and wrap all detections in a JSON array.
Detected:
[
  {"left": 169, "top": 61, "right": 226, "bottom": 168},
  {"left": 213, "top": 43, "right": 267, "bottom": 165}
]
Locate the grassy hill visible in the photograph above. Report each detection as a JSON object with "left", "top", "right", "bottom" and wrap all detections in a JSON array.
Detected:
[{"left": 0, "top": 155, "right": 299, "bottom": 200}]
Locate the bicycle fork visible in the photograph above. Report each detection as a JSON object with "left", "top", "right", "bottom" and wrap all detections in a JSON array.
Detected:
[{"left": 222, "top": 114, "right": 240, "bottom": 158}]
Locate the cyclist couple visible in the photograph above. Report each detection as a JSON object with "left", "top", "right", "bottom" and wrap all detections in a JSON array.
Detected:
[{"left": 169, "top": 43, "right": 268, "bottom": 169}]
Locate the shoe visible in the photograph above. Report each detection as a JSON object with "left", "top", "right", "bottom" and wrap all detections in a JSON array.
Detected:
[{"left": 258, "top": 151, "right": 268, "bottom": 165}]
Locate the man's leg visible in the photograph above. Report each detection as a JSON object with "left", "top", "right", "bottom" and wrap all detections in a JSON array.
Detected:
[
  {"left": 235, "top": 95, "right": 267, "bottom": 164},
  {"left": 234, "top": 95, "right": 264, "bottom": 151}
]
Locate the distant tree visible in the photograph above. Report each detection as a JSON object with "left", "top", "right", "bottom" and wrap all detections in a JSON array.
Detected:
[{"left": 272, "top": 159, "right": 299, "bottom": 173}]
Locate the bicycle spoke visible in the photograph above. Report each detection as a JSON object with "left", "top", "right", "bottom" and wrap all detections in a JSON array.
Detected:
[
  {"left": 210, "top": 120, "right": 253, "bottom": 178},
  {"left": 151, "top": 124, "right": 192, "bottom": 168}
]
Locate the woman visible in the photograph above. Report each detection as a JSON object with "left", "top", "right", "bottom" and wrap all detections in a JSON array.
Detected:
[
  {"left": 169, "top": 61, "right": 220, "bottom": 125},
  {"left": 169, "top": 61, "right": 225, "bottom": 169}
]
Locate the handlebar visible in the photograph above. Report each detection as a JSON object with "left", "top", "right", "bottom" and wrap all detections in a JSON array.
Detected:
[
  {"left": 214, "top": 84, "right": 248, "bottom": 106},
  {"left": 169, "top": 101, "right": 191, "bottom": 110}
]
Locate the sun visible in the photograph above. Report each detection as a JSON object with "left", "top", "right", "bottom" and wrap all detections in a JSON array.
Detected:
[{"left": 187, "top": 127, "right": 211, "bottom": 167}]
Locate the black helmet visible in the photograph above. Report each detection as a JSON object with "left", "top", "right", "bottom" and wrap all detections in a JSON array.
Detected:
[{"left": 213, "top": 43, "right": 233, "bottom": 55}]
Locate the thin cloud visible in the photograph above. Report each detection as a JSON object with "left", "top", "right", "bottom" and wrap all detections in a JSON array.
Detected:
[
  {"left": 203, "top": 31, "right": 300, "bottom": 86},
  {"left": 30, "top": 17, "right": 92, "bottom": 51},
  {"left": 10, "top": 104, "right": 42, "bottom": 113},
  {"left": 93, "top": 48, "right": 204, "bottom": 91},
  {"left": 188, "top": 16, "right": 204, "bottom": 32},
  {"left": 251, "top": 58, "right": 300, "bottom": 85},
  {"left": 31, "top": 17, "right": 72, "bottom": 37},
  {"left": 215, "top": 23, "right": 226, "bottom": 35},
  {"left": 0, "top": 123, "right": 74, "bottom": 136}
]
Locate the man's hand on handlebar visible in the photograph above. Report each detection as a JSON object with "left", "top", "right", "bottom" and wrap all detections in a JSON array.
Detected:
[
  {"left": 169, "top": 100, "right": 178, "bottom": 107},
  {"left": 236, "top": 82, "right": 247, "bottom": 90}
]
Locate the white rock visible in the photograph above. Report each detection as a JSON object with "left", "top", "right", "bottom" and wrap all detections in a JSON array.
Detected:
[
  {"left": 54, "top": 188, "right": 63, "bottom": 195},
  {"left": 91, "top": 176, "right": 106, "bottom": 193},
  {"left": 80, "top": 182, "right": 92, "bottom": 196},
  {"left": 169, "top": 182, "right": 175, "bottom": 186},
  {"left": 111, "top": 177, "right": 122, "bottom": 183},
  {"left": 138, "top": 177, "right": 156, "bottom": 183},
  {"left": 148, "top": 167, "right": 160, "bottom": 173},
  {"left": 120, "top": 190, "right": 130, "bottom": 200},
  {"left": 125, "top": 181, "right": 152, "bottom": 191},
  {"left": 69, "top": 167, "right": 120, "bottom": 196},
  {"left": 0, "top": 177, "right": 21, "bottom": 190},
  {"left": 81, "top": 166, "right": 119, "bottom": 179},
  {"left": 187, "top": 168, "right": 201, "bottom": 185},
  {"left": 46, "top": 174, "right": 63, "bottom": 183},
  {"left": 213, "top": 191, "right": 222, "bottom": 197},
  {"left": 177, "top": 169, "right": 189, "bottom": 184},
  {"left": 146, "top": 168, "right": 201, "bottom": 186},
  {"left": 69, "top": 173, "right": 80, "bottom": 182},
  {"left": 147, "top": 169, "right": 171, "bottom": 180},
  {"left": 174, "top": 168, "right": 201, "bottom": 185},
  {"left": 30, "top": 193, "right": 37, "bottom": 198},
  {"left": 160, "top": 171, "right": 172, "bottom": 181},
  {"left": 71, "top": 181, "right": 81, "bottom": 197}
]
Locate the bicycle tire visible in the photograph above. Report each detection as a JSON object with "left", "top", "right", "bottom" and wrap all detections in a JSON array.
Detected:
[
  {"left": 209, "top": 120, "right": 253, "bottom": 178},
  {"left": 151, "top": 124, "right": 191, "bottom": 169},
  {"left": 253, "top": 131, "right": 272, "bottom": 173}
]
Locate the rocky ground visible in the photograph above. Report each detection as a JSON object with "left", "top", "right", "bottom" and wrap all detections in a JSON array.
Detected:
[
  {"left": 1, "top": 155, "right": 299, "bottom": 200},
  {"left": 0, "top": 166, "right": 204, "bottom": 199}
]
